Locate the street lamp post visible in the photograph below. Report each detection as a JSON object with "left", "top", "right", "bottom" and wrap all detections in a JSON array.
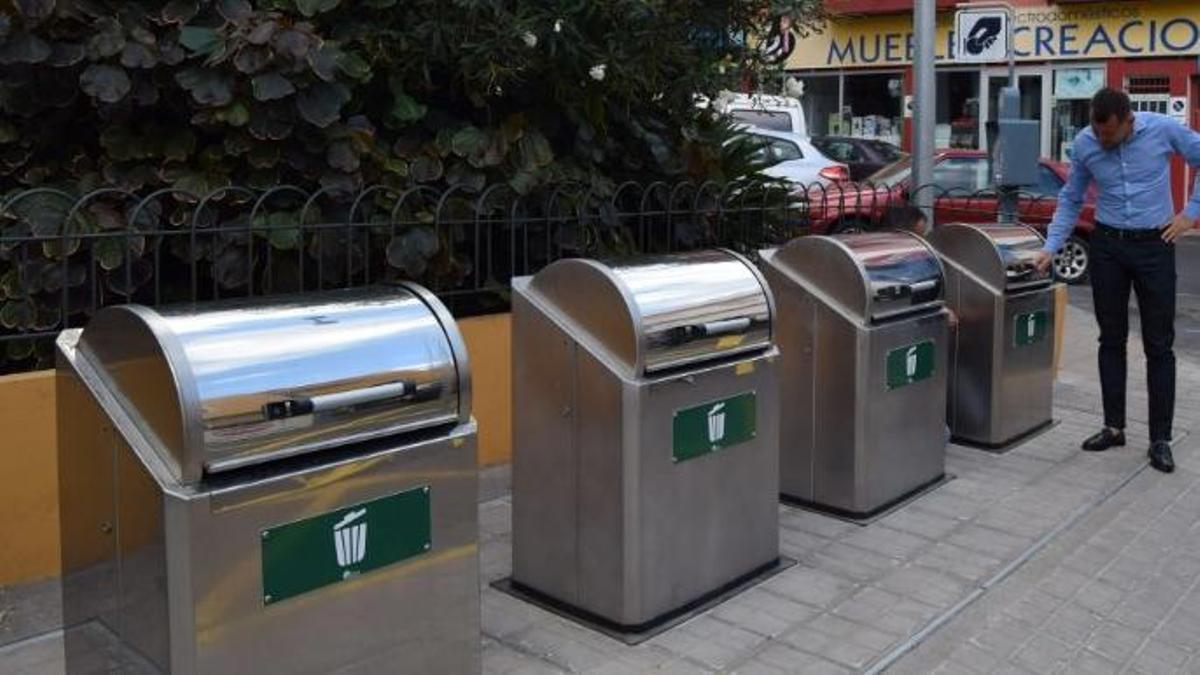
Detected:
[{"left": 912, "top": 0, "right": 937, "bottom": 226}]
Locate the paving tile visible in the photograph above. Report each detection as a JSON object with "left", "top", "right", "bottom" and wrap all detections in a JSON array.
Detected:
[
  {"left": 840, "top": 525, "right": 932, "bottom": 561},
  {"left": 1010, "top": 633, "right": 1075, "bottom": 673},
  {"left": 759, "top": 566, "right": 857, "bottom": 610},
  {"left": 1061, "top": 648, "right": 1122, "bottom": 675},
  {"left": 877, "top": 564, "right": 970, "bottom": 608}
]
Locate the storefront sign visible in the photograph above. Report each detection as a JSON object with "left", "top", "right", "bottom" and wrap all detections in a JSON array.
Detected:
[
  {"left": 956, "top": 9, "right": 1011, "bottom": 63},
  {"left": 787, "top": 0, "right": 1200, "bottom": 69}
]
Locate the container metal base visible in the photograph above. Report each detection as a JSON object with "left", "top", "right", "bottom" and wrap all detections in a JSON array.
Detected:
[
  {"left": 492, "top": 557, "right": 796, "bottom": 645},
  {"left": 781, "top": 473, "right": 955, "bottom": 525},
  {"left": 951, "top": 419, "right": 1058, "bottom": 454}
]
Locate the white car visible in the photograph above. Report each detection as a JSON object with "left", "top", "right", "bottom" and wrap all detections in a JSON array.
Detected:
[
  {"left": 740, "top": 127, "right": 850, "bottom": 187},
  {"left": 711, "top": 91, "right": 809, "bottom": 136}
]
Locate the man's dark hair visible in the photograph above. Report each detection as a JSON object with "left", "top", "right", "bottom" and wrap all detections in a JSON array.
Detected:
[
  {"left": 880, "top": 205, "right": 928, "bottom": 233},
  {"left": 1091, "top": 87, "right": 1132, "bottom": 124}
]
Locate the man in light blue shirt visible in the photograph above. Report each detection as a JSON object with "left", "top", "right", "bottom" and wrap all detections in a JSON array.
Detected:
[{"left": 1034, "top": 87, "right": 1200, "bottom": 473}]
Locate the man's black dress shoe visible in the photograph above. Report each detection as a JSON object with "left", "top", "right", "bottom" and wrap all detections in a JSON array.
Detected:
[
  {"left": 1082, "top": 428, "right": 1125, "bottom": 452},
  {"left": 1149, "top": 441, "right": 1175, "bottom": 473}
]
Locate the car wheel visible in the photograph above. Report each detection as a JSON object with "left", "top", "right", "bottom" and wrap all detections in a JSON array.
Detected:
[{"left": 1054, "top": 236, "right": 1090, "bottom": 284}]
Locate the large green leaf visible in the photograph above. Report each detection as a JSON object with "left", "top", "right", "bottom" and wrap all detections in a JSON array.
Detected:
[
  {"left": 0, "top": 300, "right": 36, "bottom": 330},
  {"left": 296, "top": 82, "right": 350, "bottom": 128},
  {"left": 451, "top": 126, "right": 489, "bottom": 158},
  {"left": 389, "top": 90, "right": 426, "bottom": 124},
  {"left": 178, "top": 26, "right": 220, "bottom": 55},
  {"left": 252, "top": 72, "right": 296, "bottom": 101},
  {"left": 120, "top": 43, "right": 158, "bottom": 69},
  {"left": 176, "top": 68, "right": 234, "bottom": 106},
  {"left": 15, "top": 0, "right": 56, "bottom": 21},
  {"left": 0, "top": 32, "right": 52, "bottom": 64},
  {"left": 218, "top": 0, "right": 253, "bottom": 21},
  {"left": 247, "top": 21, "right": 278, "bottom": 46},
  {"left": 295, "top": 0, "right": 339, "bottom": 18},
  {"left": 88, "top": 19, "right": 125, "bottom": 58},
  {"left": 336, "top": 51, "right": 371, "bottom": 81},
  {"left": 518, "top": 132, "right": 554, "bottom": 170},
  {"left": 257, "top": 212, "right": 301, "bottom": 250},
  {"left": 161, "top": 0, "right": 199, "bottom": 24},
  {"left": 326, "top": 141, "right": 359, "bottom": 172},
  {"left": 234, "top": 46, "right": 271, "bottom": 74},
  {"left": 81, "top": 64, "right": 132, "bottom": 102},
  {"left": 385, "top": 227, "right": 439, "bottom": 277},
  {"left": 410, "top": 156, "right": 443, "bottom": 183},
  {"left": 93, "top": 238, "right": 125, "bottom": 271}
]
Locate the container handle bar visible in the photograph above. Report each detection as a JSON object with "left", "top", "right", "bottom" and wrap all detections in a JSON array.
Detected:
[
  {"left": 262, "top": 381, "right": 443, "bottom": 420},
  {"left": 875, "top": 279, "right": 938, "bottom": 300},
  {"left": 655, "top": 317, "right": 754, "bottom": 347}
]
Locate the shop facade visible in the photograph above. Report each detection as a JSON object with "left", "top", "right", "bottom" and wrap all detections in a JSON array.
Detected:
[{"left": 786, "top": 0, "right": 1200, "bottom": 203}]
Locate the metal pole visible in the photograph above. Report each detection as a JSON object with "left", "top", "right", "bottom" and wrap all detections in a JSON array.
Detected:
[
  {"left": 912, "top": 0, "right": 937, "bottom": 226},
  {"left": 999, "top": 7, "right": 1018, "bottom": 222}
]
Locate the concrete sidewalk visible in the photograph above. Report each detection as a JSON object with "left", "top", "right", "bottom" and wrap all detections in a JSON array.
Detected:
[
  {"left": 472, "top": 301, "right": 1200, "bottom": 674},
  {"left": 3, "top": 300, "right": 1198, "bottom": 674}
]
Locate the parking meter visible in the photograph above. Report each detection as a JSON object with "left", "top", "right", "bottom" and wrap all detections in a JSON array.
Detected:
[{"left": 990, "top": 86, "right": 1039, "bottom": 222}]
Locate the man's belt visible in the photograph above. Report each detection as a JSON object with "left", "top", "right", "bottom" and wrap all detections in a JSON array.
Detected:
[{"left": 1094, "top": 222, "right": 1164, "bottom": 241}]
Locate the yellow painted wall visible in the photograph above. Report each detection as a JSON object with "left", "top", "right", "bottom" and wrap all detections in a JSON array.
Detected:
[
  {"left": 0, "top": 370, "right": 61, "bottom": 584},
  {"left": 0, "top": 313, "right": 513, "bottom": 586},
  {"left": 1054, "top": 284, "right": 1068, "bottom": 375},
  {"left": 458, "top": 313, "right": 513, "bottom": 467},
  {"left": 2, "top": 301, "right": 1074, "bottom": 585}
]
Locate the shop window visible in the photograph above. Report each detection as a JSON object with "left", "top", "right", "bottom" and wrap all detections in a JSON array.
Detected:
[
  {"left": 795, "top": 75, "right": 839, "bottom": 137},
  {"left": 937, "top": 71, "right": 980, "bottom": 150},
  {"left": 839, "top": 73, "right": 903, "bottom": 145},
  {"left": 1053, "top": 68, "right": 1103, "bottom": 163},
  {"left": 1127, "top": 76, "right": 1171, "bottom": 115},
  {"left": 1127, "top": 77, "right": 1170, "bottom": 95}
]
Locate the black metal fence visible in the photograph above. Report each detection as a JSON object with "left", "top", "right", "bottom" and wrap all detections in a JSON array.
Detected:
[{"left": 0, "top": 180, "right": 1058, "bottom": 373}]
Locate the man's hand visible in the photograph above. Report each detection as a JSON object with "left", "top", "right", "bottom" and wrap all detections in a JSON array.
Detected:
[
  {"left": 1032, "top": 250, "right": 1054, "bottom": 276},
  {"left": 1162, "top": 213, "right": 1196, "bottom": 243}
]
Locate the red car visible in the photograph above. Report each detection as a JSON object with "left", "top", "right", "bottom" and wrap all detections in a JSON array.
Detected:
[{"left": 803, "top": 149, "right": 1096, "bottom": 283}]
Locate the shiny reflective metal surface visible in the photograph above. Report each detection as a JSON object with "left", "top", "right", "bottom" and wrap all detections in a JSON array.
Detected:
[
  {"left": 930, "top": 223, "right": 1057, "bottom": 448},
  {"left": 56, "top": 285, "right": 481, "bottom": 674},
  {"left": 761, "top": 234, "right": 949, "bottom": 517},
  {"left": 930, "top": 223, "right": 1052, "bottom": 293},
  {"left": 77, "top": 285, "right": 469, "bottom": 482},
  {"left": 527, "top": 250, "right": 773, "bottom": 375},
  {"left": 766, "top": 233, "right": 945, "bottom": 323},
  {"left": 511, "top": 251, "right": 781, "bottom": 628}
]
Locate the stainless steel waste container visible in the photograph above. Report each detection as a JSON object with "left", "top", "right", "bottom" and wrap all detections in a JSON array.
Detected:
[
  {"left": 929, "top": 223, "right": 1058, "bottom": 448},
  {"left": 56, "top": 285, "right": 479, "bottom": 674},
  {"left": 761, "top": 232, "right": 950, "bottom": 518},
  {"left": 510, "top": 250, "right": 781, "bottom": 633}
]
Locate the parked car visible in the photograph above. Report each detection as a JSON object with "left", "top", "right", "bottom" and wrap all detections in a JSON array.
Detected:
[
  {"left": 720, "top": 92, "right": 809, "bottom": 135},
  {"left": 741, "top": 127, "right": 850, "bottom": 186},
  {"left": 803, "top": 149, "right": 1096, "bottom": 283},
  {"left": 811, "top": 136, "right": 907, "bottom": 182}
]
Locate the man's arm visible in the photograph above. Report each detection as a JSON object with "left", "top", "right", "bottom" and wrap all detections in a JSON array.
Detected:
[
  {"left": 1042, "top": 155, "right": 1093, "bottom": 255},
  {"left": 1167, "top": 121, "right": 1200, "bottom": 221}
]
